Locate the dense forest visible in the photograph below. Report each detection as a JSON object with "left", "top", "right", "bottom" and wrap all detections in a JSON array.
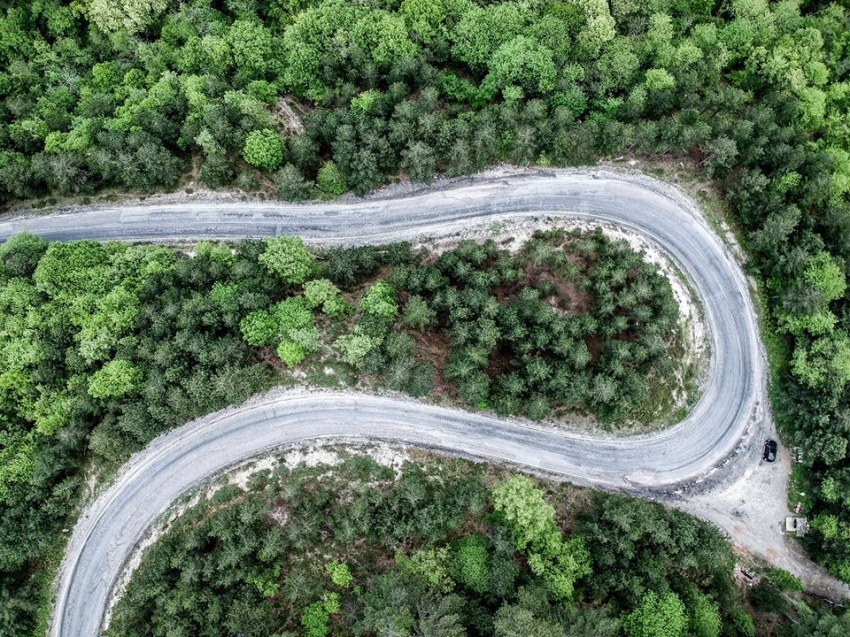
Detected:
[
  {"left": 0, "top": 231, "right": 680, "bottom": 635},
  {"left": 2, "top": 0, "right": 850, "bottom": 631},
  {"left": 107, "top": 451, "right": 846, "bottom": 637}
]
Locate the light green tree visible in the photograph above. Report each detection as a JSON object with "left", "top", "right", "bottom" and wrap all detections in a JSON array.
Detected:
[
  {"left": 88, "top": 0, "right": 169, "bottom": 34},
  {"left": 491, "top": 475, "right": 590, "bottom": 600},
  {"left": 486, "top": 36, "right": 557, "bottom": 95},
  {"left": 685, "top": 589, "right": 721, "bottom": 637},
  {"left": 452, "top": 535, "right": 489, "bottom": 592},
  {"left": 396, "top": 547, "right": 454, "bottom": 593},
  {"left": 353, "top": 10, "right": 418, "bottom": 66},
  {"left": 622, "top": 591, "right": 687, "bottom": 637},
  {"left": 303, "top": 279, "right": 351, "bottom": 319},
  {"left": 316, "top": 161, "right": 347, "bottom": 196},
  {"left": 791, "top": 334, "right": 850, "bottom": 390},
  {"left": 805, "top": 251, "right": 847, "bottom": 303},
  {"left": 259, "top": 236, "right": 316, "bottom": 285},
  {"left": 276, "top": 340, "right": 306, "bottom": 367},
  {"left": 240, "top": 297, "right": 318, "bottom": 367},
  {"left": 326, "top": 561, "right": 353, "bottom": 588},
  {"left": 88, "top": 359, "right": 142, "bottom": 399},
  {"left": 493, "top": 605, "right": 566, "bottom": 637},
  {"left": 360, "top": 281, "right": 398, "bottom": 322},
  {"left": 645, "top": 68, "right": 676, "bottom": 93},
  {"left": 228, "top": 19, "right": 274, "bottom": 79},
  {"left": 492, "top": 475, "right": 557, "bottom": 551},
  {"left": 243, "top": 130, "right": 284, "bottom": 171},
  {"left": 451, "top": 3, "right": 527, "bottom": 71},
  {"left": 334, "top": 326, "right": 384, "bottom": 367}
]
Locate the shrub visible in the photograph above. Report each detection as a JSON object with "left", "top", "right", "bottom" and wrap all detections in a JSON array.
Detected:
[
  {"left": 360, "top": 281, "right": 398, "bottom": 323},
  {"left": 88, "top": 359, "right": 142, "bottom": 399},
  {"left": 274, "top": 164, "right": 314, "bottom": 200},
  {"left": 453, "top": 535, "right": 489, "bottom": 592},
  {"left": 259, "top": 237, "right": 316, "bottom": 285},
  {"left": 243, "top": 129, "right": 284, "bottom": 171},
  {"left": 316, "top": 161, "right": 347, "bottom": 196}
]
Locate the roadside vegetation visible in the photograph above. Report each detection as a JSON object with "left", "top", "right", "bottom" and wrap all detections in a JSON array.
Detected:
[
  {"left": 107, "top": 450, "right": 848, "bottom": 637},
  {"left": 0, "top": 231, "right": 682, "bottom": 636},
  {"left": 3, "top": 0, "right": 850, "bottom": 623},
  {"left": 108, "top": 452, "right": 750, "bottom": 637}
]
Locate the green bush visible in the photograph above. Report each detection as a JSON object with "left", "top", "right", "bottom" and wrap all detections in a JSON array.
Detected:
[
  {"left": 242, "top": 130, "right": 285, "bottom": 171},
  {"left": 453, "top": 535, "right": 489, "bottom": 592},
  {"left": 316, "top": 161, "right": 347, "bottom": 196},
  {"left": 88, "top": 360, "right": 142, "bottom": 399},
  {"left": 360, "top": 281, "right": 398, "bottom": 323},
  {"left": 259, "top": 237, "right": 316, "bottom": 285}
]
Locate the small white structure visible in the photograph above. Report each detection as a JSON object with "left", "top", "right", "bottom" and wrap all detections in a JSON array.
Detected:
[{"left": 785, "top": 517, "right": 809, "bottom": 537}]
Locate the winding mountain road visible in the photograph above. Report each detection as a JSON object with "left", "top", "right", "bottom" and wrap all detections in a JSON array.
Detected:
[{"left": 2, "top": 169, "right": 841, "bottom": 635}]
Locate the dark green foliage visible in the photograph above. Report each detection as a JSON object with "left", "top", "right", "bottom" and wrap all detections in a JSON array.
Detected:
[
  {"left": 0, "top": 238, "right": 278, "bottom": 636},
  {"left": 274, "top": 163, "right": 315, "bottom": 200},
  {"left": 783, "top": 608, "right": 850, "bottom": 637},
  {"left": 0, "top": 230, "right": 681, "bottom": 633},
  {"left": 105, "top": 456, "right": 749, "bottom": 637},
  {"left": 392, "top": 232, "right": 679, "bottom": 422},
  {"left": 326, "top": 246, "right": 381, "bottom": 289},
  {"left": 2, "top": 0, "right": 850, "bottom": 609},
  {"left": 577, "top": 492, "right": 736, "bottom": 608}
]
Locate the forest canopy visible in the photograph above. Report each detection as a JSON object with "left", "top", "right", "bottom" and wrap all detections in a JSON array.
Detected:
[
  {"left": 0, "top": 231, "right": 682, "bottom": 636},
  {"left": 3, "top": 0, "right": 850, "bottom": 631},
  {"left": 107, "top": 452, "right": 749, "bottom": 637}
]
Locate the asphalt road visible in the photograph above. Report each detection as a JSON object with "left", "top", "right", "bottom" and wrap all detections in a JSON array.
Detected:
[{"left": 1, "top": 169, "right": 786, "bottom": 635}]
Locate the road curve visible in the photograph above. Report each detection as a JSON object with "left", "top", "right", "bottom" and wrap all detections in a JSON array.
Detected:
[{"left": 4, "top": 170, "right": 770, "bottom": 636}]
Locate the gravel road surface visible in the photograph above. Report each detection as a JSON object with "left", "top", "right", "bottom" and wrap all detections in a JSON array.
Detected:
[{"left": 3, "top": 169, "right": 845, "bottom": 635}]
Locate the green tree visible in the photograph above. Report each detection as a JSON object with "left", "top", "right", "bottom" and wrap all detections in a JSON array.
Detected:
[
  {"left": 622, "top": 592, "right": 687, "bottom": 637},
  {"left": 402, "top": 142, "right": 437, "bottom": 184},
  {"left": 0, "top": 233, "right": 48, "bottom": 279},
  {"left": 493, "top": 605, "right": 565, "bottom": 637},
  {"left": 259, "top": 236, "right": 316, "bottom": 285},
  {"left": 88, "top": 359, "right": 142, "bottom": 399},
  {"left": 453, "top": 535, "right": 489, "bottom": 592},
  {"left": 243, "top": 130, "right": 284, "bottom": 171},
  {"left": 274, "top": 164, "right": 314, "bottom": 200},
  {"left": 787, "top": 608, "right": 850, "bottom": 637},
  {"left": 360, "top": 281, "right": 398, "bottom": 323},
  {"left": 402, "top": 295, "right": 437, "bottom": 331},
  {"left": 486, "top": 37, "right": 557, "bottom": 95},
  {"left": 316, "top": 161, "right": 347, "bottom": 196},
  {"left": 88, "top": 0, "right": 169, "bottom": 34}
]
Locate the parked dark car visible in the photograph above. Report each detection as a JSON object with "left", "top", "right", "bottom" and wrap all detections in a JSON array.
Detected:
[{"left": 763, "top": 439, "right": 778, "bottom": 462}]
